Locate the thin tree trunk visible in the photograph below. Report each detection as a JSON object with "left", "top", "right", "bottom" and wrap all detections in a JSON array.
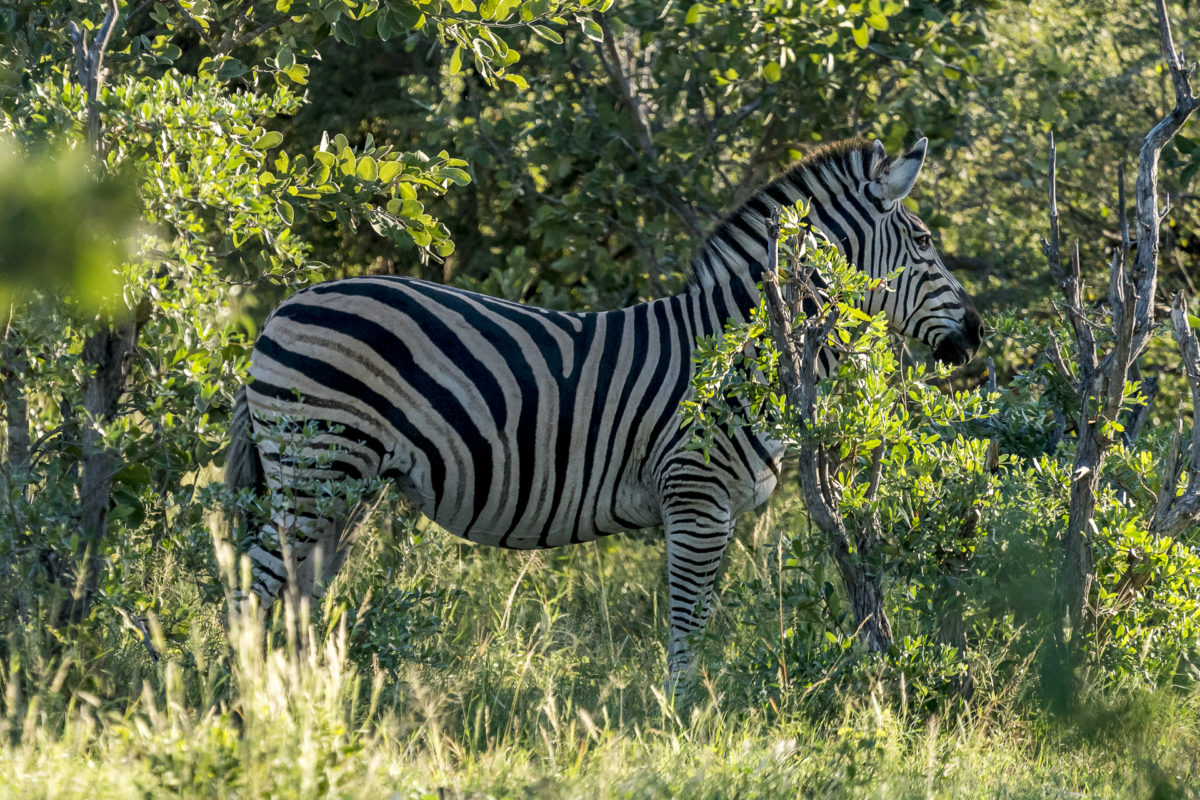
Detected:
[
  {"left": 58, "top": 319, "right": 141, "bottom": 624},
  {"left": 1, "top": 321, "right": 31, "bottom": 585},
  {"left": 830, "top": 521, "right": 893, "bottom": 652},
  {"left": 760, "top": 211, "right": 892, "bottom": 652},
  {"left": 1061, "top": 423, "right": 1102, "bottom": 632}
]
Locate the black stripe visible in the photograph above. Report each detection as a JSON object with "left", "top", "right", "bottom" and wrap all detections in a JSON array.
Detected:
[
  {"left": 572, "top": 313, "right": 624, "bottom": 541},
  {"left": 345, "top": 280, "right": 543, "bottom": 544},
  {"left": 638, "top": 298, "right": 695, "bottom": 487}
]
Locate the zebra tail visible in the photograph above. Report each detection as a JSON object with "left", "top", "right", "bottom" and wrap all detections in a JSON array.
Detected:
[{"left": 225, "top": 386, "right": 264, "bottom": 518}]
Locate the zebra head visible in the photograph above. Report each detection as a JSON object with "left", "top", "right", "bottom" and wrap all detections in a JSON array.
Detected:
[{"left": 854, "top": 138, "right": 983, "bottom": 365}]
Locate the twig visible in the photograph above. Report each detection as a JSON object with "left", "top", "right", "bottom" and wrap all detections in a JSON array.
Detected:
[{"left": 1041, "top": 132, "right": 1064, "bottom": 288}]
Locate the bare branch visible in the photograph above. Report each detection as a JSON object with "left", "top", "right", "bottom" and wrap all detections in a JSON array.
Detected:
[
  {"left": 226, "top": 14, "right": 291, "bottom": 54},
  {"left": 1152, "top": 294, "right": 1200, "bottom": 537},
  {"left": 1041, "top": 132, "right": 1065, "bottom": 288},
  {"left": 1046, "top": 331, "right": 1075, "bottom": 386},
  {"left": 1119, "top": 161, "right": 1131, "bottom": 253},
  {"left": 593, "top": 13, "right": 656, "bottom": 160},
  {"left": 1070, "top": 242, "right": 1098, "bottom": 378}
]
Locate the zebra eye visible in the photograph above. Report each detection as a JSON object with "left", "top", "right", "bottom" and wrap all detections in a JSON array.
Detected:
[{"left": 914, "top": 233, "right": 932, "bottom": 250}]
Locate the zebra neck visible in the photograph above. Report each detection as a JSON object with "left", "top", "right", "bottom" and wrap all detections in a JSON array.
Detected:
[{"left": 685, "top": 168, "right": 866, "bottom": 326}]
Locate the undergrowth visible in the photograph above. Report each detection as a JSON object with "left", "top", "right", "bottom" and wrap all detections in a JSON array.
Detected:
[{"left": 2, "top": 499, "right": 1198, "bottom": 799}]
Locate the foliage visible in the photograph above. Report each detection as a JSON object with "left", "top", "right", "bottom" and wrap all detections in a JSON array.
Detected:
[{"left": 684, "top": 231, "right": 998, "bottom": 684}]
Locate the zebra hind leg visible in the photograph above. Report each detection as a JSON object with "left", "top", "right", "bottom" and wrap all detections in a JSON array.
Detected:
[
  {"left": 240, "top": 472, "right": 380, "bottom": 634},
  {"left": 240, "top": 491, "right": 350, "bottom": 628},
  {"left": 235, "top": 411, "right": 385, "bottom": 630}
]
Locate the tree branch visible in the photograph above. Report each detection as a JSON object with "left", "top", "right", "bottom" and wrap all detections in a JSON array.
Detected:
[
  {"left": 67, "top": 0, "right": 120, "bottom": 154},
  {"left": 593, "top": 14, "right": 655, "bottom": 160},
  {"left": 1130, "top": 0, "right": 1200, "bottom": 356},
  {"left": 760, "top": 209, "right": 891, "bottom": 651},
  {"left": 1151, "top": 294, "right": 1200, "bottom": 537}
]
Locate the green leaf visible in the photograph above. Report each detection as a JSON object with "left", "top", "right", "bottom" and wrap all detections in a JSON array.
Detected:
[
  {"left": 450, "top": 44, "right": 464, "bottom": 75},
  {"left": 685, "top": 3, "right": 708, "bottom": 24},
  {"left": 763, "top": 62, "right": 781, "bottom": 83},
  {"left": 410, "top": 227, "right": 433, "bottom": 247},
  {"left": 851, "top": 25, "right": 869, "bottom": 48},
  {"left": 379, "top": 161, "right": 403, "bottom": 183},
  {"left": 503, "top": 73, "right": 529, "bottom": 89},
  {"left": 866, "top": 13, "right": 888, "bottom": 30},
  {"left": 580, "top": 17, "right": 604, "bottom": 42},
  {"left": 356, "top": 155, "right": 378, "bottom": 181},
  {"left": 520, "top": 0, "right": 550, "bottom": 20},
  {"left": 284, "top": 64, "right": 309, "bottom": 84},
  {"left": 440, "top": 167, "right": 471, "bottom": 186},
  {"left": 275, "top": 45, "right": 295, "bottom": 71},
  {"left": 275, "top": 199, "right": 294, "bottom": 226},
  {"left": 215, "top": 57, "right": 248, "bottom": 80},
  {"left": 254, "top": 131, "right": 283, "bottom": 150},
  {"left": 530, "top": 25, "right": 563, "bottom": 44}
]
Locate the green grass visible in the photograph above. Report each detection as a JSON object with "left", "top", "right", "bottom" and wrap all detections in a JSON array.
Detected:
[{"left": 2, "top": 507, "right": 1199, "bottom": 799}]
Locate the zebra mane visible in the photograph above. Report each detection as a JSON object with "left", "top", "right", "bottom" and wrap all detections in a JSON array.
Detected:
[{"left": 685, "top": 138, "right": 881, "bottom": 291}]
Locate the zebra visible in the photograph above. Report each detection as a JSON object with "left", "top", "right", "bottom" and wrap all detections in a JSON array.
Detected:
[{"left": 224, "top": 137, "right": 983, "bottom": 693}]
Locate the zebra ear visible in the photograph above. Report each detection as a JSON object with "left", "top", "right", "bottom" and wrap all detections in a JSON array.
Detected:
[
  {"left": 868, "top": 140, "right": 888, "bottom": 179},
  {"left": 871, "top": 137, "right": 928, "bottom": 202}
]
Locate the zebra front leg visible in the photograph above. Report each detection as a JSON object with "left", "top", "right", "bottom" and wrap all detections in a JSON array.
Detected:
[{"left": 662, "top": 501, "right": 734, "bottom": 704}]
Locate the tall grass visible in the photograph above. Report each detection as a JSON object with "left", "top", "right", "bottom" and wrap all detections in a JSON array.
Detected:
[{"left": 2, "top": 506, "right": 1198, "bottom": 798}]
